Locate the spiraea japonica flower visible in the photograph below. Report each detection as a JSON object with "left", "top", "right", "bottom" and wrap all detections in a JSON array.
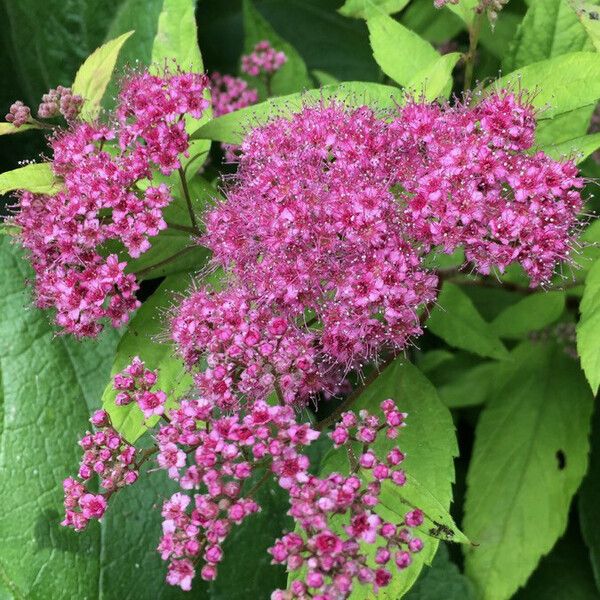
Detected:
[
  {"left": 204, "top": 103, "right": 439, "bottom": 368},
  {"left": 392, "top": 93, "right": 583, "bottom": 285},
  {"left": 155, "top": 398, "right": 320, "bottom": 585},
  {"left": 12, "top": 68, "right": 210, "bottom": 336},
  {"left": 270, "top": 402, "right": 422, "bottom": 599},
  {"left": 62, "top": 409, "right": 139, "bottom": 531}
]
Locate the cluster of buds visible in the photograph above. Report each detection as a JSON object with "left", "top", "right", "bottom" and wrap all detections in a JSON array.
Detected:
[
  {"left": 269, "top": 403, "right": 423, "bottom": 599},
  {"left": 113, "top": 356, "right": 166, "bottom": 419},
  {"left": 241, "top": 40, "right": 287, "bottom": 78},
  {"left": 61, "top": 409, "right": 138, "bottom": 531},
  {"left": 155, "top": 398, "right": 320, "bottom": 589},
  {"left": 5, "top": 100, "right": 31, "bottom": 128},
  {"left": 38, "top": 86, "right": 83, "bottom": 120}
]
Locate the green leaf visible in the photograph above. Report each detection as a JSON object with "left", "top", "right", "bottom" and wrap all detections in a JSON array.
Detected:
[
  {"left": 0, "top": 123, "right": 41, "bottom": 135},
  {"left": 577, "top": 259, "right": 600, "bottom": 394},
  {"left": 503, "top": 0, "right": 594, "bottom": 73},
  {"left": 490, "top": 291, "right": 565, "bottom": 339},
  {"left": 192, "top": 81, "right": 404, "bottom": 145},
  {"left": 151, "top": 0, "right": 212, "bottom": 172},
  {"left": 401, "top": 1, "right": 464, "bottom": 45},
  {"left": 515, "top": 518, "right": 600, "bottom": 600},
  {"left": 367, "top": 11, "right": 440, "bottom": 86},
  {"left": 405, "top": 543, "right": 476, "bottom": 600},
  {"left": 463, "top": 342, "right": 594, "bottom": 600},
  {"left": 312, "top": 69, "right": 339, "bottom": 86},
  {"left": 2, "top": 0, "right": 126, "bottom": 105},
  {"left": 243, "top": 0, "right": 312, "bottom": 99},
  {"left": 0, "top": 238, "right": 120, "bottom": 598},
  {"left": 490, "top": 52, "right": 600, "bottom": 119},
  {"left": 579, "top": 404, "right": 600, "bottom": 592},
  {"left": 427, "top": 283, "right": 509, "bottom": 360},
  {"left": 540, "top": 131, "right": 600, "bottom": 162},
  {"left": 315, "top": 359, "right": 463, "bottom": 597},
  {"left": 339, "top": 0, "right": 410, "bottom": 18},
  {"left": 102, "top": 0, "right": 164, "bottom": 110},
  {"left": 572, "top": 1, "right": 600, "bottom": 52},
  {"left": 151, "top": 0, "right": 202, "bottom": 70},
  {"left": 71, "top": 31, "right": 134, "bottom": 120},
  {"left": 102, "top": 273, "right": 193, "bottom": 443},
  {"left": 437, "top": 361, "right": 499, "bottom": 409},
  {"left": 406, "top": 52, "right": 461, "bottom": 100},
  {"left": 535, "top": 105, "right": 595, "bottom": 147},
  {"left": 0, "top": 163, "right": 60, "bottom": 195}
]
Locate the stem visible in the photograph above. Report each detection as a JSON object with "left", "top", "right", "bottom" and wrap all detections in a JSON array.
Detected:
[
  {"left": 135, "top": 245, "right": 197, "bottom": 278},
  {"left": 463, "top": 6, "right": 485, "bottom": 92},
  {"left": 165, "top": 221, "right": 200, "bottom": 235},
  {"left": 273, "top": 377, "right": 285, "bottom": 406},
  {"left": 183, "top": 150, "right": 210, "bottom": 178},
  {"left": 178, "top": 167, "right": 199, "bottom": 231},
  {"left": 135, "top": 446, "right": 159, "bottom": 470},
  {"left": 246, "top": 464, "right": 273, "bottom": 499}
]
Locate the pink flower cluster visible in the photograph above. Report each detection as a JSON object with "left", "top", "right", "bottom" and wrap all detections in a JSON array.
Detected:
[
  {"left": 13, "top": 69, "right": 210, "bottom": 336},
  {"left": 171, "top": 286, "right": 335, "bottom": 409},
  {"left": 62, "top": 409, "right": 138, "bottom": 531},
  {"left": 241, "top": 40, "right": 287, "bottom": 78},
  {"left": 270, "top": 402, "right": 422, "bottom": 599},
  {"left": 394, "top": 94, "right": 583, "bottom": 284},
  {"left": 204, "top": 103, "right": 439, "bottom": 367},
  {"left": 113, "top": 356, "right": 167, "bottom": 419},
  {"left": 155, "top": 399, "right": 319, "bottom": 588}
]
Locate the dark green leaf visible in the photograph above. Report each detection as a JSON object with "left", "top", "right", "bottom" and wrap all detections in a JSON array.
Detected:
[
  {"left": 243, "top": 0, "right": 312, "bottom": 99},
  {"left": 209, "top": 472, "right": 291, "bottom": 599},
  {"left": 463, "top": 342, "right": 594, "bottom": 600},
  {"left": 0, "top": 238, "right": 119, "bottom": 598},
  {"left": 490, "top": 291, "right": 565, "bottom": 339},
  {"left": 579, "top": 403, "right": 600, "bottom": 592},
  {"left": 2, "top": 0, "right": 127, "bottom": 105},
  {"left": 427, "top": 282, "right": 509, "bottom": 360},
  {"left": 514, "top": 519, "right": 600, "bottom": 600},
  {"left": 405, "top": 543, "right": 475, "bottom": 600}
]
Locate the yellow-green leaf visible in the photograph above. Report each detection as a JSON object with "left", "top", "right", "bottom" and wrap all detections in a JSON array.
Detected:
[
  {"left": 0, "top": 163, "right": 60, "bottom": 195},
  {"left": 367, "top": 11, "right": 440, "bottom": 86},
  {"left": 72, "top": 31, "right": 134, "bottom": 120},
  {"left": 406, "top": 52, "right": 461, "bottom": 100},
  {"left": 0, "top": 123, "right": 41, "bottom": 135}
]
